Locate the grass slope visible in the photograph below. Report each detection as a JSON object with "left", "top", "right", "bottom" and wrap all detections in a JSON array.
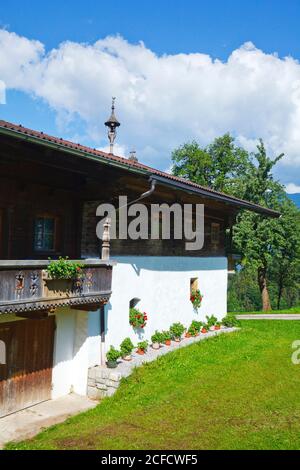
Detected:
[{"left": 6, "top": 321, "right": 300, "bottom": 450}]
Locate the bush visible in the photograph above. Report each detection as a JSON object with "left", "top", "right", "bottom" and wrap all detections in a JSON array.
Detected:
[
  {"left": 120, "top": 337, "right": 134, "bottom": 357},
  {"left": 222, "top": 314, "right": 240, "bottom": 328},
  {"left": 137, "top": 340, "right": 148, "bottom": 352},
  {"left": 151, "top": 330, "right": 164, "bottom": 344},
  {"left": 47, "top": 257, "right": 84, "bottom": 280},
  {"left": 170, "top": 322, "right": 185, "bottom": 339},
  {"left": 106, "top": 346, "right": 120, "bottom": 362}
]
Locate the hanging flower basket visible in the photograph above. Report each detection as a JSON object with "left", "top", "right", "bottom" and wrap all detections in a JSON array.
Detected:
[
  {"left": 129, "top": 307, "right": 148, "bottom": 329},
  {"left": 190, "top": 289, "right": 203, "bottom": 309}
]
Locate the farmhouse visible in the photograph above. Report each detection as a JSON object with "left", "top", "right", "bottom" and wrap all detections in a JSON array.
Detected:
[{"left": 0, "top": 105, "right": 278, "bottom": 417}]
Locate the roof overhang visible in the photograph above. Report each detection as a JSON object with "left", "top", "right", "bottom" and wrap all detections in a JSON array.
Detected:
[{"left": 0, "top": 121, "right": 280, "bottom": 218}]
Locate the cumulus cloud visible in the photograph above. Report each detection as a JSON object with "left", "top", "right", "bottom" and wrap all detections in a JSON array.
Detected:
[
  {"left": 285, "top": 183, "right": 300, "bottom": 194},
  {"left": 1, "top": 29, "right": 300, "bottom": 185},
  {"left": 0, "top": 80, "right": 5, "bottom": 104}
]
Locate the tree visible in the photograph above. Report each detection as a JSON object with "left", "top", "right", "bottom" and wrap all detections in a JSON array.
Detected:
[
  {"left": 171, "top": 135, "right": 300, "bottom": 311},
  {"left": 171, "top": 134, "right": 250, "bottom": 196},
  {"left": 233, "top": 140, "right": 285, "bottom": 311},
  {"left": 269, "top": 197, "right": 300, "bottom": 309}
]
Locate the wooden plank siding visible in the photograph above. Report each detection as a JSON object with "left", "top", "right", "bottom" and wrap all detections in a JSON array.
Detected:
[
  {"left": 0, "top": 316, "right": 55, "bottom": 417},
  {"left": 0, "top": 132, "right": 235, "bottom": 260}
]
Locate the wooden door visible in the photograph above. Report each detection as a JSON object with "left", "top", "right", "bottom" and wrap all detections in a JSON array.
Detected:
[{"left": 0, "top": 316, "right": 55, "bottom": 417}]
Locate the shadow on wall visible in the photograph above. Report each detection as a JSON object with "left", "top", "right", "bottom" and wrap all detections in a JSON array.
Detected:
[{"left": 113, "top": 255, "right": 227, "bottom": 276}]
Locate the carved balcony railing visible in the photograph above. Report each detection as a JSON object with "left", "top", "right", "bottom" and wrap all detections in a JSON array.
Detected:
[{"left": 0, "top": 259, "right": 115, "bottom": 315}]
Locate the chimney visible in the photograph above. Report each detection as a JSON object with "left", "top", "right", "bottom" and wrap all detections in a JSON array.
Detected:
[{"left": 128, "top": 150, "right": 138, "bottom": 163}]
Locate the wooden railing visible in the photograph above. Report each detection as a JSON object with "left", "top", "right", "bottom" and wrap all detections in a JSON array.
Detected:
[{"left": 0, "top": 260, "right": 114, "bottom": 315}]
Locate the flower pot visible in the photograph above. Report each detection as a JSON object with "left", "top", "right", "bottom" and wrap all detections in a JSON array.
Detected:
[
  {"left": 137, "top": 348, "right": 145, "bottom": 355},
  {"left": 174, "top": 337, "right": 181, "bottom": 342},
  {"left": 122, "top": 354, "right": 132, "bottom": 361},
  {"left": 214, "top": 325, "right": 221, "bottom": 330},
  {"left": 152, "top": 342, "right": 160, "bottom": 350},
  {"left": 201, "top": 328, "right": 208, "bottom": 334},
  {"left": 209, "top": 326, "right": 215, "bottom": 331},
  {"left": 107, "top": 360, "right": 118, "bottom": 369},
  {"left": 165, "top": 339, "right": 171, "bottom": 346},
  {"left": 185, "top": 332, "right": 191, "bottom": 338}
]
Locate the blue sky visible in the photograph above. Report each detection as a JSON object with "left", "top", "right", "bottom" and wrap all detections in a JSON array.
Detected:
[
  {"left": 2, "top": 0, "right": 300, "bottom": 59},
  {"left": 1, "top": 1, "right": 300, "bottom": 191}
]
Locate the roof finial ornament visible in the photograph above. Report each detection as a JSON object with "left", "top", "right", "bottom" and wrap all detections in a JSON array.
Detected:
[
  {"left": 104, "top": 97, "right": 120, "bottom": 154},
  {"left": 129, "top": 149, "right": 138, "bottom": 163}
]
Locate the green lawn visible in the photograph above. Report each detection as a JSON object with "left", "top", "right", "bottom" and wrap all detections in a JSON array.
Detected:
[
  {"left": 6, "top": 321, "right": 300, "bottom": 450},
  {"left": 232, "top": 306, "right": 300, "bottom": 315}
]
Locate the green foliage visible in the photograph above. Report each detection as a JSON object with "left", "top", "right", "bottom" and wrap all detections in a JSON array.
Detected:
[
  {"left": 171, "top": 134, "right": 250, "bottom": 196},
  {"left": 187, "top": 320, "right": 202, "bottom": 336},
  {"left": 172, "top": 134, "right": 300, "bottom": 312},
  {"left": 137, "top": 340, "right": 148, "bottom": 352},
  {"left": 129, "top": 308, "right": 147, "bottom": 329},
  {"left": 190, "top": 289, "right": 203, "bottom": 309},
  {"left": 151, "top": 330, "right": 164, "bottom": 344},
  {"left": 169, "top": 322, "right": 185, "bottom": 339},
  {"left": 191, "top": 320, "right": 202, "bottom": 332},
  {"left": 47, "top": 257, "right": 83, "bottom": 280},
  {"left": 206, "top": 315, "right": 218, "bottom": 328},
  {"left": 120, "top": 338, "right": 134, "bottom": 357},
  {"left": 222, "top": 314, "right": 240, "bottom": 328},
  {"left": 106, "top": 346, "right": 120, "bottom": 363},
  {"left": 161, "top": 330, "right": 171, "bottom": 341}
]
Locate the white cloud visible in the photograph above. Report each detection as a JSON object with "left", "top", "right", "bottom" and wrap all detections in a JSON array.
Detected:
[
  {"left": 1, "top": 30, "right": 300, "bottom": 186},
  {"left": 285, "top": 183, "right": 300, "bottom": 194},
  {"left": 0, "top": 80, "right": 5, "bottom": 104},
  {"left": 97, "top": 143, "right": 128, "bottom": 157}
]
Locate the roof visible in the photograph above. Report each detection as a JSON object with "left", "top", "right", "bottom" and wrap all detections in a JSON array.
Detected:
[{"left": 0, "top": 119, "right": 280, "bottom": 217}]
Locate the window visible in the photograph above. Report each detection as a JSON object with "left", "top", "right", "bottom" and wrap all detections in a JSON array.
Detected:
[
  {"left": 190, "top": 277, "right": 198, "bottom": 294},
  {"left": 34, "top": 215, "right": 57, "bottom": 252},
  {"left": 129, "top": 298, "right": 141, "bottom": 309},
  {"left": 211, "top": 223, "right": 220, "bottom": 248}
]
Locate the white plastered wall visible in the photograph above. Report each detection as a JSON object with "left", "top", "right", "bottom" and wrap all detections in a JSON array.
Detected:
[
  {"left": 51, "top": 255, "right": 228, "bottom": 396},
  {"left": 105, "top": 256, "right": 228, "bottom": 350},
  {"left": 51, "top": 308, "right": 101, "bottom": 398}
]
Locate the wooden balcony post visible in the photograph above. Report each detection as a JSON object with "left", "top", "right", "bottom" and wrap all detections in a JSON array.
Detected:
[{"left": 101, "top": 218, "right": 111, "bottom": 261}]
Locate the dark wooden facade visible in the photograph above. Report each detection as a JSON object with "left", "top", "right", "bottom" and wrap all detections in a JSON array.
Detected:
[{"left": 0, "top": 130, "right": 236, "bottom": 261}]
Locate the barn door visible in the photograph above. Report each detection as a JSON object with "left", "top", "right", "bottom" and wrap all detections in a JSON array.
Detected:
[{"left": 0, "top": 316, "right": 55, "bottom": 417}]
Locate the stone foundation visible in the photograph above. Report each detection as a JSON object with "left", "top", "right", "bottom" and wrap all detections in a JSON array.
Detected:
[{"left": 87, "top": 367, "right": 122, "bottom": 399}]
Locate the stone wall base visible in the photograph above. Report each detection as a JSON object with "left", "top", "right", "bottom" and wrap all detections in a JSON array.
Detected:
[{"left": 87, "top": 367, "right": 122, "bottom": 399}]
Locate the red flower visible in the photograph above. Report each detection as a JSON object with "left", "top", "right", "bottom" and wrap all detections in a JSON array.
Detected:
[
  {"left": 141, "top": 324, "right": 145, "bottom": 328},
  {"left": 76, "top": 266, "right": 81, "bottom": 271}
]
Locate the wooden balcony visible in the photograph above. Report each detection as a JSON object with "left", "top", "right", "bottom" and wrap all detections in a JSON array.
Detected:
[{"left": 0, "top": 259, "right": 114, "bottom": 315}]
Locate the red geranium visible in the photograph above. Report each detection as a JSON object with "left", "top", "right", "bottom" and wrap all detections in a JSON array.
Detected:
[
  {"left": 190, "top": 289, "right": 203, "bottom": 309},
  {"left": 129, "top": 308, "right": 148, "bottom": 329}
]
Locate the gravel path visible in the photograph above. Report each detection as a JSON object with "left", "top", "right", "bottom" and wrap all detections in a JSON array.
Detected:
[{"left": 237, "top": 314, "right": 300, "bottom": 320}]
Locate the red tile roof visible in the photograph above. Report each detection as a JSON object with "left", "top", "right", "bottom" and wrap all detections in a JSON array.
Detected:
[{"left": 0, "top": 119, "right": 280, "bottom": 217}]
